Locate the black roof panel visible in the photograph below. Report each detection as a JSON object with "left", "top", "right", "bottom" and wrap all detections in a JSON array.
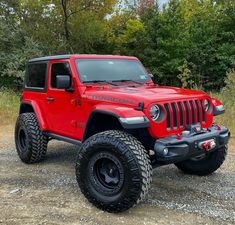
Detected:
[{"left": 28, "top": 54, "right": 72, "bottom": 63}]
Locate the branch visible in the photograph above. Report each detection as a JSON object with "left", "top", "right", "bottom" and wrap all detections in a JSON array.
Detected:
[{"left": 67, "top": 0, "right": 94, "bottom": 18}]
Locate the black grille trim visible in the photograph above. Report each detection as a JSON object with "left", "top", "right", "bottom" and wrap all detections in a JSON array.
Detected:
[
  {"left": 178, "top": 102, "right": 184, "bottom": 127},
  {"left": 189, "top": 100, "right": 195, "bottom": 124},
  {"left": 164, "top": 103, "right": 171, "bottom": 129},
  {"left": 164, "top": 99, "right": 206, "bottom": 131},
  {"left": 171, "top": 103, "right": 178, "bottom": 129},
  {"left": 184, "top": 101, "right": 190, "bottom": 125},
  {"left": 200, "top": 99, "right": 206, "bottom": 122}
]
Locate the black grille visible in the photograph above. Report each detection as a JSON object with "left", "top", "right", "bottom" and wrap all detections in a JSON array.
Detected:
[
  {"left": 177, "top": 102, "right": 184, "bottom": 127},
  {"left": 164, "top": 103, "right": 171, "bottom": 128},
  {"left": 164, "top": 99, "right": 206, "bottom": 130},
  {"left": 171, "top": 102, "right": 178, "bottom": 128}
]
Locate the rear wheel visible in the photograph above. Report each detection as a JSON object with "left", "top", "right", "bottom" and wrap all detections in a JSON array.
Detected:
[
  {"left": 76, "top": 130, "right": 152, "bottom": 213},
  {"left": 15, "top": 113, "right": 48, "bottom": 163},
  {"left": 175, "top": 146, "right": 227, "bottom": 176}
]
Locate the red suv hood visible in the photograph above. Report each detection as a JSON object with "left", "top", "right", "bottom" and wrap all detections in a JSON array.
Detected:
[{"left": 84, "top": 85, "right": 209, "bottom": 107}]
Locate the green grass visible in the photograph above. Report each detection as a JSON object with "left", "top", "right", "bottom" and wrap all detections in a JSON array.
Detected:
[
  {"left": 0, "top": 90, "right": 20, "bottom": 126},
  {"left": 211, "top": 92, "right": 235, "bottom": 135},
  {"left": 212, "top": 70, "right": 235, "bottom": 136}
]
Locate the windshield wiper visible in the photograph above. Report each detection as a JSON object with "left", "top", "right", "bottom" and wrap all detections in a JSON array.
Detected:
[
  {"left": 111, "top": 79, "right": 145, "bottom": 85},
  {"left": 83, "top": 80, "right": 118, "bottom": 86}
]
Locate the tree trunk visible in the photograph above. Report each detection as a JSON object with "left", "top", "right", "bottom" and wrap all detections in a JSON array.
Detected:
[{"left": 61, "top": 0, "right": 69, "bottom": 41}]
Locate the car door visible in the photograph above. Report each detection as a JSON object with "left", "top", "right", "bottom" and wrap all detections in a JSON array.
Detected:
[{"left": 46, "top": 60, "right": 77, "bottom": 137}]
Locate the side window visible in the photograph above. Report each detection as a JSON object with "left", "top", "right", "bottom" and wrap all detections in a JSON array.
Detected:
[
  {"left": 51, "top": 62, "right": 71, "bottom": 88},
  {"left": 25, "top": 63, "right": 47, "bottom": 89}
]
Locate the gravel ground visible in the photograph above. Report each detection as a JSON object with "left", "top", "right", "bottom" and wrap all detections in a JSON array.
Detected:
[{"left": 0, "top": 125, "right": 235, "bottom": 225}]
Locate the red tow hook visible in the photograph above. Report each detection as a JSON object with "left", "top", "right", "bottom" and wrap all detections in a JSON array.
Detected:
[
  {"left": 198, "top": 139, "right": 216, "bottom": 151},
  {"left": 216, "top": 124, "right": 221, "bottom": 131},
  {"left": 176, "top": 134, "right": 181, "bottom": 140},
  {"left": 202, "top": 141, "right": 212, "bottom": 151}
]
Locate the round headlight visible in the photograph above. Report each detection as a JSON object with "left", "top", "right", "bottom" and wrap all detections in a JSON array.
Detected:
[
  {"left": 150, "top": 105, "right": 161, "bottom": 121},
  {"left": 204, "top": 99, "right": 210, "bottom": 112}
]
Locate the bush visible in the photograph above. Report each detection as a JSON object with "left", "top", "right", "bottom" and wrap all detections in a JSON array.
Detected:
[
  {"left": 0, "top": 20, "right": 42, "bottom": 90},
  {"left": 224, "top": 69, "right": 235, "bottom": 99},
  {"left": 212, "top": 70, "right": 235, "bottom": 135}
]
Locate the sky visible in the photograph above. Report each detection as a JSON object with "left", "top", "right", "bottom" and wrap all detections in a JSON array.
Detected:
[
  {"left": 129, "top": 0, "right": 169, "bottom": 6},
  {"left": 130, "top": 0, "right": 169, "bottom": 6},
  {"left": 158, "top": 0, "right": 169, "bottom": 5},
  {"left": 119, "top": 0, "right": 169, "bottom": 10}
]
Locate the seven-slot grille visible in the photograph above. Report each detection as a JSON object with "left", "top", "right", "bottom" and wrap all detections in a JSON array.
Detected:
[{"left": 164, "top": 99, "right": 206, "bottom": 130}]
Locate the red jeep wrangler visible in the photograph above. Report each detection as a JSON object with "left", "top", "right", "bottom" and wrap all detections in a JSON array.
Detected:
[{"left": 15, "top": 54, "right": 230, "bottom": 212}]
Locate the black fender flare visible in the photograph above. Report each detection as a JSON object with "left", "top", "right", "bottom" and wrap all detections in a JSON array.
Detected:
[{"left": 82, "top": 109, "right": 150, "bottom": 141}]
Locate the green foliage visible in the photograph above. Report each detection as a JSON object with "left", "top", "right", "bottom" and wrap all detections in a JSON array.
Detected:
[
  {"left": 223, "top": 69, "right": 235, "bottom": 104},
  {"left": 0, "top": 19, "right": 42, "bottom": 89},
  {"left": 178, "top": 61, "right": 194, "bottom": 88},
  {"left": 135, "top": 0, "right": 235, "bottom": 89},
  {"left": 211, "top": 69, "right": 235, "bottom": 134},
  {"left": 0, "top": 0, "right": 234, "bottom": 90},
  {"left": 112, "top": 19, "right": 146, "bottom": 55}
]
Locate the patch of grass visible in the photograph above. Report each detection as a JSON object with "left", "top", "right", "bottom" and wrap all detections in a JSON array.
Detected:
[
  {"left": 211, "top": 70, "right": 235, "bottom": 136},
  {"left": 0, "top": 90, "right": 20, "bottom": 126},
  {"left": 211, "top": 92, "right": 235, "bottom": 136}
]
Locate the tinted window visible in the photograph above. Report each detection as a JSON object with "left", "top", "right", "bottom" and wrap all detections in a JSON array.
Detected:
[
  {"left": 51, "top": 63, "right": 71, "bottom": 88},
  {"left": 76, "top": 59, "right": 149, "bottom": 82},
  {"left": 26, "top": 63, "right": 47, "bottom": 88}
]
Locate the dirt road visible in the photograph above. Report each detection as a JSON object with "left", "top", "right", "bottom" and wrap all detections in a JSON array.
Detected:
[{"left": 0, "top": 125, "right": 234, "bottom": 225}]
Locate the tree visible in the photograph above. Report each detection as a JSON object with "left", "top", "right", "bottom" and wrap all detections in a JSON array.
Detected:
[
  {"left": 138, "top": 0, "right": 156, "bottom": 13},
  {"left": 59, "top": 0, "right": 116, "bottom": 41},
  {"left": 135, "top": 0, "right": 235, "bottom": 89},
  {"left": 0, "top": 18, "right": 42, "bottom": 89},
  {"left": 0, "top": 0, "right": 234, "bottom": 90}
]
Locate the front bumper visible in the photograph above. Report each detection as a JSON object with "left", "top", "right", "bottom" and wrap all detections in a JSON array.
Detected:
[{"left": 153, "top": 124, "right": 230, "bottom": 166}]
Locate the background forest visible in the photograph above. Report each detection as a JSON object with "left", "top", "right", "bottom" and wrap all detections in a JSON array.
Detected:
[{"left": 0, "top": 0, "right": 234, "bottom": 91}]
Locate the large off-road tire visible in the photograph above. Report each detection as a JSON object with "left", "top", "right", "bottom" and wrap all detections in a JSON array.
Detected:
[
  {"left": 175, "top": 146, "right": 227, "bottom": 176},
  {"left": 76, "top": 130, "right": 152, "bottom": 213},
  {"left": 15, "top": 113, "right": 48, "bottom": 163}
]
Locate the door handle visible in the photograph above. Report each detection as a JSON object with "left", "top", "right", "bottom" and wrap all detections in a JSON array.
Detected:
[{"left": 46, "top": 97, "right": 55, "bottom": 102}]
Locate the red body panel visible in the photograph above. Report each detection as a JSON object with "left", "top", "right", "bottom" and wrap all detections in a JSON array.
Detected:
[
  {"left": 22, "top": 93, "right": 49, "bottom": 130},
  {"left": 22, "top": 55, "right": 217, "bottom": 141},
  {"left": 211, "top": 98, "right": 222, "bottom": 106}
]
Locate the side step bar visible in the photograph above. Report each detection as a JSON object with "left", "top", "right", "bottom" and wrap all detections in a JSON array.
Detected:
[{"left": 43, "top": 132, "right": 82, "bottom": 145}]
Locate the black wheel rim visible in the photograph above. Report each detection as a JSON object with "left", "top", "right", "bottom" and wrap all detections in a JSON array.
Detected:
[
  {"left": 18, "top": 128, "right": 27, "bottom": 151},
  {"left": 89, "top": 152, "right": 124, "bottom": 195},
  {"left": 96, "top": 158, "right": 120, "bottom": 188}
]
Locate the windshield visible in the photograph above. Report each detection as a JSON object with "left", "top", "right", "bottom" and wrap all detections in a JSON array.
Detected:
[{"left": 75, "top": 59, "right": 150, "bottom": 83}]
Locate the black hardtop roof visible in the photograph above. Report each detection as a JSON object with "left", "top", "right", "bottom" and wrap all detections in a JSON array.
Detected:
[
  {"left": 28, "top": 54, "right": 72, "bottom": 63},
  {"left": 28, "top": 54, "right": 138, "bottom": 63}
]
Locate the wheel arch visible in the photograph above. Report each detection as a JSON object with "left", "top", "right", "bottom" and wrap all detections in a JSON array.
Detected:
[
  {"left": 82, "top": 109, "right": 151, "bottom": 146},
  {"left": 19, "top": 103, "right": 34, "bottom": 114},
  {"left": 19, "top": 101, "right": 48, "bottom": 130},
  {"left": 82, "top": 110, "right": 123, "bottom": 141}
]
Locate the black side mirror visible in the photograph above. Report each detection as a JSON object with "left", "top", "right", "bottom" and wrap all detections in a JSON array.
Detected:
[{"left": 56, "top": 75, "right": 71, "bottom": 90}]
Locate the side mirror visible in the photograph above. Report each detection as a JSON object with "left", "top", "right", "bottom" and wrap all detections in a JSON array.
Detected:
[
  {"left": 148, "top": 73, "right": 154, "bottom": 78},
  {"left": 56, "top": 75, "right": 71, "bottom": 90}
]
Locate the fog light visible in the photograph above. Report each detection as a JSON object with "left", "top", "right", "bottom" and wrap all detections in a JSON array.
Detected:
[{"left": 163, "top": 148, "right": 169, "bottom": 156}]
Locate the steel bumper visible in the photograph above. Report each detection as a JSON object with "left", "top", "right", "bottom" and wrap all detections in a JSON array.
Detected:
[{"left": 153, "top": 124, "right": 230, "bottom": 165}]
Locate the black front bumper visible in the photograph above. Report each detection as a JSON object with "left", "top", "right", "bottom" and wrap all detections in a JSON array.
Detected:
[{"left": 153, "top": 124, "right": 230, "bottom": 166}]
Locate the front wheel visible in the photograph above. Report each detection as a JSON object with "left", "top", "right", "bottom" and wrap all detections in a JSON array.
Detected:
[
  {"left": 175, "top": 146, "right": 227, "bottom": 176},
  {"left": 76, "top": 130, "right": 152, "bottom": 213}
]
